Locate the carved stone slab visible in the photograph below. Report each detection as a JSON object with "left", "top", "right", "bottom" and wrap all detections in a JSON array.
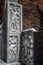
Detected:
[
  {"left": 7, "top": 1, "right": 22, "bottom": 33},
  {"left": 19, "top": 30, "right": 34, "bottom": 65},
  {"left": 1, "top": 1, "right": 21, "bottom": 63}
]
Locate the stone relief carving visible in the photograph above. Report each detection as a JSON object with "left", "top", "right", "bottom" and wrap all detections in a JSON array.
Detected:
[
  {"left": 8, "top": 2, "right": 22, "bottom": 33},
  {"left": 20, "top": 30, "right": 34, "bottom": 65}
]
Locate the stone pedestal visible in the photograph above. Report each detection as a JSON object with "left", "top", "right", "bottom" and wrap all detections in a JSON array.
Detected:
[{"left": 0, "top": 59, "right": 21, "bottom": 65}]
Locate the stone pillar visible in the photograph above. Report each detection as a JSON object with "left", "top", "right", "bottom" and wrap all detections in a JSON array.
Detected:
[
  {"left": 1, "top": 1, "right": 22, "bottom": 63},
  {"left": 19, "top": 29, "right": 34, "bottom": 65}
]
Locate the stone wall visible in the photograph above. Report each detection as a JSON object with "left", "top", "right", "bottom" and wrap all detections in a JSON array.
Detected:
[{"left": 18, "top": 0, "right": 40, "bottom": 31}]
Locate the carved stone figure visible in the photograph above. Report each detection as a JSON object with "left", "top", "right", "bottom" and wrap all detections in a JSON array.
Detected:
[{"left": 19, "top": 30, "right": 34, "bottom": 65}]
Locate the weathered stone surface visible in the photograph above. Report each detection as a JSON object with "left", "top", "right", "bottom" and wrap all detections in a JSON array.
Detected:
[
  {"left": 0, "top": 0, "right": 43, "bottom": 24},
  {"left": 18, "top": 0, "right": 40, "bottom": 31},
  {"left": 19, "top": 30, "right": 34, "bottom": 65},
  {"left": 1, "top": 1, "right": 22, "bottom": 63},
  {"left": 0, "top": 59, "right": 21, "bottom": 65}
]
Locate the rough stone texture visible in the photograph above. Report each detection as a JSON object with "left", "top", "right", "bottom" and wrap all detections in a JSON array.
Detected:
[
  {"left": 32, "top": 0, "right": 43, "bottom": 11},
  {"left": 0, "top": 0, "right": 43, "bottom": 30},
  {"left": 0, "top": 0, "right": 43, "bottom": 24},
  {"left": 0, "top": 0, "right": 18, "bottom": 24},
  {"left": 18, "top": 0, "right": 43, "bottom": 11},
  {"left": 19, "top": 30, "right": 34, "bottom": 65},
  {"left": 0, "top": 59, "right": 21, "bottom": 65},
  {"left": 18, "top": 0, "right": 40, "bottom": 31},
  {"left": 1, "top": 2, "right": 21, "bottom": 63}
]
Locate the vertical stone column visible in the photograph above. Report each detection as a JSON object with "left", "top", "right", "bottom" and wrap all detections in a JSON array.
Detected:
[
  {"left": 1, "top": 1, "right": 22, "bottom": 63},
  {"left": 19, "top": 30, "right": 34, "bottom": 65}
]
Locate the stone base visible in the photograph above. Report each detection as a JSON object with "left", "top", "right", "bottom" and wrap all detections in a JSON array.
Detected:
[{"left": 0, "top": 59, "right": 21, "bottom": 65}]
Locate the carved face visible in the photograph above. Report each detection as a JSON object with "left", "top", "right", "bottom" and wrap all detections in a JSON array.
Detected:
[
  {"left": 9, "top": 36, "right": 17, "bottom": 44},
  {"left": 8, "top": 36, "right": 18, "bottom": 61}
]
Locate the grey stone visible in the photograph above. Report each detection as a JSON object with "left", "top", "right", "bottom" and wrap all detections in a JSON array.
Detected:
[
  {"left": 0, "top": 59, "right": 21, "bottom": 65},
  {"left": 1, "top": 1, "right": 22, "bottom": 63},
  {"left": 19, "top": 29, "right": 34, "bottom": 65}
]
